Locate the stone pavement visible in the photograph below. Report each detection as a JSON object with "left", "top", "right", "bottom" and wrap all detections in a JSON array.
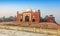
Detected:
[{"left": 0, "top": 29, "right": 57, "bottom": 36}]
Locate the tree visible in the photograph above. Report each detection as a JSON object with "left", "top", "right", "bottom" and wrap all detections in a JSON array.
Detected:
[
  {"left": 44, "top": 15, "right": 49, "bottom": 22},
  {"left": 40, "top": 17, "right": 44, "bottom": 22}
]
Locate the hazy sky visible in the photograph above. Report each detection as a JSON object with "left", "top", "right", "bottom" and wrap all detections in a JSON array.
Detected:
[{"left": 0, "top": 0, "right": 60, "bottom": 24}]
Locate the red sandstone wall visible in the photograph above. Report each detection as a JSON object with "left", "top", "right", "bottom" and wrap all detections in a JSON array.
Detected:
[
  {"left": 31, "top": 12, "right": 40, "bottom": 23},
  {"left": 17, "top": 14, "right": 23, "bottom": 23}
]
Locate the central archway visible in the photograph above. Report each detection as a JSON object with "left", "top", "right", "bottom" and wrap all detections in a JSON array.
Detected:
[{"left": 25, "top": 15, "right": 29, "bottom": 22}]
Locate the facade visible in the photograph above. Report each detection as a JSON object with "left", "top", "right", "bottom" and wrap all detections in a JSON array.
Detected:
[
  {"left": 16, "top": 9, "right": 55, "bottom": 23},
  {"left": 17, "top": 9, "right": 40, "bottom": 23}
]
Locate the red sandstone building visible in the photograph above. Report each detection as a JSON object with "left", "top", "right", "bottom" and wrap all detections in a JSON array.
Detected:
[
  {"left": 16, "top": 9, "right": 55, "bottom": 23},
  {"left": 16, "top": 9, "right": 60, "bottom": 29}
]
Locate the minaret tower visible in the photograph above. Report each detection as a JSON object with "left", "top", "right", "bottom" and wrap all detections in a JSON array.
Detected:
[
  {"left": 17, "top": 11, "right": 19, "bottom": 22},
  {"left": 17, "top": 11, "right": 19, "bottom": 16},
  {"left": 38, "top": 9, "right": 41, "bottom": 22}
]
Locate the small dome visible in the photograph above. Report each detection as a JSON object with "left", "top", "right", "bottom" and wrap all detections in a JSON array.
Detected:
[
  {"left": 33, "top": 10, "right": 36, "bottom": 12},
  {"left": 26, "top": 8, "right": 32, "bottom": 12}
]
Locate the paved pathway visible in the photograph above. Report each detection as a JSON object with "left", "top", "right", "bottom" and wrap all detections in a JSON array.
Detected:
[{"left": 0, "top": 29, "right": 57, "bottom": 36}]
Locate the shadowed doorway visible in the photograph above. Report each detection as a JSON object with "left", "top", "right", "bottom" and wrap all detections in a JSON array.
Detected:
[
  {"left": 32, "top": 19, "right": 35, "bottom": 22},
  {"left": 25, "top": 15, "right": 29, "bottom": 22}
]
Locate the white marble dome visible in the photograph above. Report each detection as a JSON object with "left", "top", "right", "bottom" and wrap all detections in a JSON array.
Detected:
[{"left": 26, "top": 8, "right": 32, "bottom": 12}]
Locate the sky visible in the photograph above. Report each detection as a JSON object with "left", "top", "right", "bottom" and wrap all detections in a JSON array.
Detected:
[{"left": 0, "top": 0, "right": 60, "bottom": 24}]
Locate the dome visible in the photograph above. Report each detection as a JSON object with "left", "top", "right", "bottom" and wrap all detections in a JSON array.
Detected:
[{"left": 26, "top": 8, "right": 32, "bottom": 12}]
